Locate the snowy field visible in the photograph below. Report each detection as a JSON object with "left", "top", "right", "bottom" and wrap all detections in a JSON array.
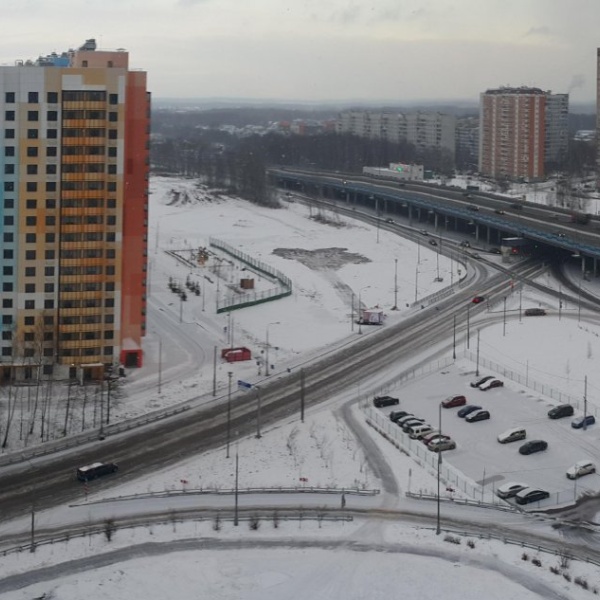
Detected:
[{"left": 2, "top": 175, "right": 600, "bottom": 599}]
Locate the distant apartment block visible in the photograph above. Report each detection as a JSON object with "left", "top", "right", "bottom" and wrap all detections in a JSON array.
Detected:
[
  {"left": 335, "top": 111, "right": 456, "bottom": 157},
  {"left": 455, "top": 117, "right": 479, "bottom": 170},
  {"left": 0, "top": 39, "right": 150, "bottom": 381},
  {"left": 479, "top": 86, "right": 568, "bottom": 180}
]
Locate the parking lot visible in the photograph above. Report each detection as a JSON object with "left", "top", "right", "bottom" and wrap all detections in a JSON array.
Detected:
[{"left": 375, "top": 362, "right": 600, "bottom": 506}]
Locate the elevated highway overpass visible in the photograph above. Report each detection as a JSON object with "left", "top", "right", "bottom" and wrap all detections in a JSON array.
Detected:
[{"left": 270, "top": 168, "right": 600, "bottom": 276}]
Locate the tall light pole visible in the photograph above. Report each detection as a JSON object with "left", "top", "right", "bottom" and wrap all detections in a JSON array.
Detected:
[
  {"left": 503, "top": 296, "right": 507, "bottom": 337},
  {"left": 452, "top": 315, "right": 456, "bottom": 360},
  {"left": 392, "top": 258, "right": 398, "bottom": 310},
  {"left": 226, "top": 371, "right": 233, "bottom": 458},
  {"left": 466, "top": 303, "right": 470, "bottom": 350},
  {"left": 476, "top": 329, "right": 481, "bottom": 376},
  {"left": 436, "top": 400, "right": 443, "bottom": 535},
  {"left": 158, "top": 337, "right": 162, "bottom": 395},
  {"left": 255, "top": 385, "right": 262, "bottom": 439},
  {"left": 358, "top": 286, "right": 370, "bottom": 334},
  {"left": 265, "top": 322, "right": 280, "bottom": 376},
  {"left": 414, "top": 266, "right": 419, "bottom": 304}
]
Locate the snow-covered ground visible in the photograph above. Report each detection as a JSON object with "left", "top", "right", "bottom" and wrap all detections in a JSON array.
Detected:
[{"left": 2, "top": 175, "right": 600, "bottom": 599}]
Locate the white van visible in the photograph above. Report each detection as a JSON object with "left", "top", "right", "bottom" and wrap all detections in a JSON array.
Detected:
[
  {"left": 566, "top": 460, "right": 595, "bottom": 480},
  {"left": 408, "top": 424, "right": 433, "bottom": 440},
  {"left": 497, "top": 427, "right": 526, "bottom": 444}
]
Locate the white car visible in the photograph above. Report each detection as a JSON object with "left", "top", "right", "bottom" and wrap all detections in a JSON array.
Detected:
[
  {"left": 566, "top": 460, "right": 596, "bottom": 480},
  {"left": 496, "top": 481, "right": 528, "bottom": 499},
  {"left": 478, "top": 378, "right": 504, "bottom": 391}
]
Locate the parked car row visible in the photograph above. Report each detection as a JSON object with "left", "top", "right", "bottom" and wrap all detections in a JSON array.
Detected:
[
  {"left": 389, "top": 410, "right": 457, "bottom": 451},
  {"left": 546, "top": 402, "right": 595, "bottom": 429}
]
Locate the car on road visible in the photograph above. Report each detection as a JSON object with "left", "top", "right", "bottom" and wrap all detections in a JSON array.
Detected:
[
  {"left": 571, "top": 414, "right": 596, "bottom": 429},
  {"left": 515, "top": 487, "right": 550, "bottom": 505},
  {"left": 467, "top": 204, "right": 479, "bottom": 211},
  {"left": 497, "top": 427, "right": 526, "bottom": 444},
  {"left": 428, "top": 438, "right": 457, "bottom": 452},
  {"left": 510, "top": 202, "right": 523, "bottom": 210},
  {"left": 373, "top": 395, "right": 399, "bottom": 408},
  {"left": 519, "top": 440, "right": 548, "bottom": 455},
  {"left": 428, "top": 239, "right": 438, "bottom": 246},
  {"left": 442, "top": 394, "right": 467, "bottom": 408},
  {"left": 524, "top": 308, "right": 546, "bottom": 316},
  {"left": 494, "top": 209, "right": 505, "bottom": 215},
  {"left": 385, "top": 218, "right": 394, "bottom": 224},
  {"left": 470, "top": 375, "right": 494, "bottom": 388},
  {"left": 459, "top": 240, "right": 471, "bottom": 248},
  {"left": 76, "top": 462, "right": 119, "bottom": 482},
  {"left": 566, "top": 460, "right": 596, "bottom": 480},
  {"left": 471, "top": 295, "right": 485, "bottom": 304},
  {"left": 489, "top": 247, "right": 501, "bottom": 254},
  {"left": 389, "top": 410, "right": 411, "bottom": 423},
  {"left": 547, "top": 404, "right": 574, "bottom": 419},
  {"left": 496, "top": 481, "right": 529, "bottom": 499},
  {"left": 457, "top": 404, "right": 482, "bottom": 418},
  {"left": 478, "top": 378, "right": 504, "bottom": 391},
  {"left": 420, "top": 230, "right": 429, "bottom": 236},
  {"left": 465, "top": 409, "right": 490, "bottom": 423}
]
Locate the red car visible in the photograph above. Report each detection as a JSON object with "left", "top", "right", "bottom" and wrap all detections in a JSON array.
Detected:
[
  {"left": 442, "top": 394, "right": 467, "bottom": 408},
  {"left": 472, "top": 296, "right": 485, "bottom": 304}
]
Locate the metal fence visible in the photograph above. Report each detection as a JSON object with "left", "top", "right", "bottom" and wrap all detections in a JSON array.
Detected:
[{"left": 209, "top": 238, "right": 292, "bottom": 313}]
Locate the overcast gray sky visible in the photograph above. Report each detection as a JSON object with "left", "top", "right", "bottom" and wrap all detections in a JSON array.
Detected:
[{"left": 1, "top": 0, "right": 598, "bottom": 105}]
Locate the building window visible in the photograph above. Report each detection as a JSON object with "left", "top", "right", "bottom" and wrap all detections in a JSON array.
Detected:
[
  {"left": 28, "top": 110, "right": 39, "bottom": 121},
  {"left": 108, "top": 164, "right": 117, "bottom": 174},
  {"left": 46, "top": 199, "right": 56, "bottom": 209},
  {"left": 47, "top": 110, "right": 58, "bottom": 121},
  {"left": 106, "top": 281, "right": 115, "bottom": 291},
  {"left": 26, "top": 182, "right": 37, "bottom": 192},
  {"left": 3, "top": 233, "right": 13, "bottom": 243},
  {"left": 109, "top": 93, "right": 118, "bottom": 104},
  {"left": 27, "top": 147, "right": 38, "bottom": 157},
  {"left": 25, "top": 284, "right": 35, "bottom": 294},
  {"left": 45, "top": 249, "right": 55, "bottom": 260},
  {"left": 47, "top": 129, "right": 57, "bottom": 139},
  {"left": 26, "top": 199, "right": 37, "bottom": 209},
  {"left": 109, "top": 112, "right": 118, "bottom": 122},
  {"left": 5, "top": 129, "right": 15, "bottom": 139},
  {"left": 4, "top": 164, "right": 14, "bottom": 174},
  {"left": 2, "top": 282, "right": 13, "bottom": 291},
  {"left": 24, "top": 332, "right": 34, "bottom": 342},
  {"left": 2, "top": 331, "right": 11, "bottom": 340},
  {"left": 25, "top": 300, "right": 35, "bottom": 310},
  {"left": 5, "top": 146, "right": 14, "bottom": 157},
  {"left": 46, "top": 164, "right": 57, "bottom": 175},
  {"left": 26, "top": 165, "right": 38, "bottom": 175},
  {"left": 47, "top": 146, "right": 57, "bottom": 157},
  {"left": 4, "top": 216, "right": 13, "bottom": 226},
  {"left": 44, "top": 266, "right": 54, "bottom": 276},
  {"left": 27, "top": 129, "right": 38, "bottom": 139},
  {"left": 26, "top": 216, "right": 36, "bottom": 226},
  {"left": 108, "top": 129, "right": 118, "bottom": 139},
  {"left": 108, "top": 147, "right": 117, "bottom": 157},
  {"left": 3, "top": 182, "right": 13, "bottom": 192},
  {"left": 2, "top": 315, "right": 12, "bottom": 325},
  {"left": 28, "top": 92, "right": 39, "bottom": 103},
  {"left": 45, "top": 216, "right": 56, "bottom": 226},
  {"left": 3, "top": 266, "right": 13, "bottom": 275},
  {"left": 47, "top": 92, "right": 58, "bottom": 103},
  {"left": 5, "top": 92, "right": 15, "bottom": 103},
  {"left": 46, "top": 182, "right": 56, "bottom": 192},
  {"left": 44, "top": 283, "right": 54, "bottom": 293},
  {"left": 26, "top": 233, "right": 36, "bottom": 243},
  {"left": 2, "top": 299, "right": 12, "bottom": 308},
  {"left": 3, "top": 250, "right": 13, "bottom": 259},
  {"left": 25, "top": 267, "right": 36, "bottom": 277},
  {"left": 44, "top": 299, "right": 54, "bottom": 309},
  {"left": 25, "top": 250, "right": 36, "bottom": 260},
  {"left": 1, "top": 348, "right": 11, "bottom": 357},
  {"left": 4, "top": 111, "right": 15, "bottom": 121}
]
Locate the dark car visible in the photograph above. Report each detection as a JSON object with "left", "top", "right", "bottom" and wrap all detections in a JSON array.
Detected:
[
  {"left": 470, "top": 375, "right": 494, "bottom": 388},
  {"left": 515, "top": 487, "right": 550, "bottom": 505},
  {"left": 494, "top": 209, "right": 505, "bottom": 215},
  {"left": 510, "top": 202, "right": 523, "bottom": 210},
  {"left": 519, "top": 440, "right": 548, "bottom": 455},
  {"left": 547, "top": 404, "right": 574, "bottom": 419},
  {"left": 489, "top": 247, "right": 501, "bottom": 254},
  {"left": 471, "top": 296, "right": 485, "bottom": 304},
  {"left": 429, "top": 239, "right": 438, "bottom": 246},
  {"left": 373, "top": 395, "right": 399, "bottom": 408},
  {"left": 467, "top": 204, "right": 479, "bottom": 211},
  {"left": 572, "top": 415, "right": 596, "bottom": 429},
  {"left": 389, "top": 410, "right": 410, "bottom": 423},
  {"left": 442, "top": 394, "right": 467, "bottom": 408},
  {"left": 76, "top": 462, "right": 119, "bottom": 482},
  {"left": 459, "top": 240, "right": 471, "bottom": 248},
  {"left": 525, "top": 308, "right": 546, "bottom": 316},
  {"left": 457, "top": 404, "right": 482, "bottom": 418},
  {"left": 478, "top": 378, "right": 504, "bottom": 391},
  {"left": 385, "top": 218, "right": 394, "bottom": 224},
  {"left": 465, "top": 409, "right": 490, "bottom": 423}
]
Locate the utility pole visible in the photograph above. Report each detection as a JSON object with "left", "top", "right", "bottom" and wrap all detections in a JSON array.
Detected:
[
  {"left": 583, "top": 375, "right": 588, "bottom": 430},
  {"left": 212, "top": 345, "right": 217, "bottom": 397},
  {"left": 476, "top": 329, "right": 481, "bottom": 376},
  {"left": 503, "top": 296, "right": 507, "bottom": 337},
  {"left": 452, "top": 315, "right": 456, "bottom": 360},
  {"left": 30, "top": 507, "right": 35, "bottom": 553},
  {"left": 226, "top": 371, "right": 233, "bottom": 458},
  {"left": 158, "top": 337, "right": 162, "bottom": 394},
  {"left": 255, "top": 386, "right": 262, "bottom": 439},
  {"left": 392, "top": 258, "right": 398, "bottom": 310},
  {"left": 300, "top": 368, "right": 305, "bottom": 423},
  {"left": 234, "top": 448, "right": 239, "bottom": 526}
]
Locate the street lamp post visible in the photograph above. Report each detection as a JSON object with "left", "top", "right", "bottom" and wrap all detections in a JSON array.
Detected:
[
  {"left": 226, "top": 371, "right": 233, "bottom": 458},
  {"left": 436, "top": 400, "right": 443, "bottom": 535},
  {"left": 158, "top": 337, "right": 162, "bottom": 394},
  {"left": 392, "top": 258, "right": 398, "bottom": 310},
  {"left": 265, "top": 322, "right": 280, "bottom": 376},
  {"left": 255, "top": 385, "right": 262, "bottom": 439},
  {"left": 503, "top": 296, "right": 507, "bottom": 337},
  {"left": 452, "top": 315, "right": 456, "bottom": 360},
  {"left": 358, "top": 286, "right": 370, "bottom": 334}
]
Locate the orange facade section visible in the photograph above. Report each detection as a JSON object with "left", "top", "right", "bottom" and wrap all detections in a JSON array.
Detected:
[{"left": 120, "top": 71, "right": 149, "bottom": 367}]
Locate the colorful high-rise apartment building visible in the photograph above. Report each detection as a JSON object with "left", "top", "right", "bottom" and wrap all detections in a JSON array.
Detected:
[
  {"left": 0, "top": 39, "right": 149, "bottom": 381},
  {"left": 479, "top": 86, "right": 568, "bottom": 180}
]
